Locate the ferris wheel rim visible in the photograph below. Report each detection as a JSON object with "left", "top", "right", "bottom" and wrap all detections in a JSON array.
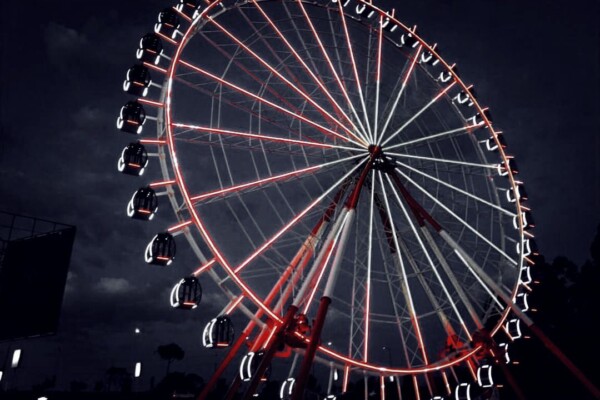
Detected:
[{"left": 151, "top": 0, "right": 529, "bottom": 375}]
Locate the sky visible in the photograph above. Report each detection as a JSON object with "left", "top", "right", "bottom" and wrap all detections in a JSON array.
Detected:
[{"left": 0, "top": 0, "right": 599, "bottom": 395}]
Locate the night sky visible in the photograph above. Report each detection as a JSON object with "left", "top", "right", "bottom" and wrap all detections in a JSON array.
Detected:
[{"left": 0, "top": 0, "right": 599, "bottom": 396}]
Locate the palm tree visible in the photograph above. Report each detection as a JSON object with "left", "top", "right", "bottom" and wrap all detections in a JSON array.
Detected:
[{"left": 156, "top": 342, "right": 185, "bottom": 377}]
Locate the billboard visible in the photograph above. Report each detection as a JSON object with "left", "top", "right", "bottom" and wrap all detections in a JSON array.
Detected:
[{"left": 0, "top": 226, "right": 76, "bottom": 341}]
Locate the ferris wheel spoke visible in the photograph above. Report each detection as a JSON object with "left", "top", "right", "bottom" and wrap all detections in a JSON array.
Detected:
[
  {"left": 383, "top": 174, "right": 473, "bottom": 341},
  {"left": 230, "top": 157, "right": 367, "bottom": 275},
  {"left": 395, "top": 159, "right": 516, "bottom": 217},
  {"left": 374, "top": 215, "right": 414, "bottom": 368},
  {"left": 385, "top": 123, "right": 483, "bottom": 152},
  {"left": 362, "top": 171, "right": 377, "bottom": 362},
  {"left": 294, "top": 0, "right": 371, "bottom": 143},
  {"left": 377, "top": 171, "right": 430, "bottom": 366},
  {"left": 251, "top": 0, "right": 368, "bottom": 145},
  {"left": 171, "top": 123, "right": 361, "bottom": 152},
  {"left": 335, "top": 3, "right": 373, "bottom": 141},
  {"left": 394, "top": 167, "right": 518, "bottom": 267},
  {"left": 179, "top": 59, "right": 365, "bottom": 147},
  {"left": 369, "top": 17, "right": 385, "bottom": 145},
  {"left": 206, "top": 16, "right": 363, "bottom": 145},
  {"left": 190, "top": 153, "right": 365, "bottom": 204},
  {"left": 443, "top": 234, "right": 506, "bottom": 311},
  {"left": 377, "top": 44, "right": 421, "bottom": 142},
  {"left": 419, "top": 227, "right": 485, "bottom": 330},
  {"left": 380, "top": 81, "right": 457, "bottom": 147},
  {"left": 389, "top": 152, "right": 497, "bottom": 171}
]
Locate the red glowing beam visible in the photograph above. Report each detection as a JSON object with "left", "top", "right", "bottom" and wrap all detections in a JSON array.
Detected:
[
  {"left": 149, "top": 179, "right": 176, "bottom": 188},
  {"left": 192, "top": 258, "right": 216, "bottom": 276},
  {"left": 140, "top": 138, "right": 166, "bottom": 145},
  {"left": 168, "top": 220, "right": 193, "bottom": 232},
  {"left": 224, "top": 295, "right": 244, "bottom": 315},
  {"left": 137, "top": 98, "right": 164, "bottom": 108},
  {"left": 143, "top": 62, "right": 167, "bottom": 74}
]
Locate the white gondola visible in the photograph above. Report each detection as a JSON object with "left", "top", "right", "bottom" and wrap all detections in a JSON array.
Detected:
[
  {"left": 477, "top": 364, "right": 494, "bottom": 388},
  {"left": 279, "top": 378, "right": 295, "bottom": 400},
  {"left": 202, "top": 315, "right": 235, "bottom": 348},
  {"left": 154, "top": 8, "right": 181, "bottom": 40},
  {"left": 170, "top": 276, "right": 202, "bottom": 309},
  {"left": 514, "top": 292, "right": 530, "bottom": 312},
  {"left": 455, "top": 383, "right": 471, "bottom": 400},
  {"left": 239, "top": 350, "right": 269, "bottom": 382},
  {"left": 127, "top": 187, "right": 158, "bottom": 220},
  {"left": 144, "top": 232, "right": 175, "bottom": 266},
  {"left": 118, "top": 142, "right": 148, "bottom": 176},
  {"left": 505, "top": 318, "right": 522, "bottom": 340}
]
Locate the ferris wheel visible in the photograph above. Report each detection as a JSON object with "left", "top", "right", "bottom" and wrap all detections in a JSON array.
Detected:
[{"left": 115, "top": 0, "right": 542, "bottom": 399}]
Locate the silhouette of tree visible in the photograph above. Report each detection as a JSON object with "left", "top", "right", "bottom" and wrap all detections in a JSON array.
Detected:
[
  {"left": 156, "top": 342, "right": 185, "bottom": 377},
  {"left": 105, "top": 366, "right": 132, "bottom": 392}
]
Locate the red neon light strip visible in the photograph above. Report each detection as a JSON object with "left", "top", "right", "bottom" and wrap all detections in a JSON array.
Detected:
[
  {"left": 262, "top": 325, "right": 278, "bottom": 349},
  {"left": 224, "top": 295, "right": 244, "bottom": 315},
  {"left": 251, "top": 0, "right": 365, "bottom": 143},
  {"left": 413, "top": 376, "right": 421, "bottom": 400},
  {"left": 376, "top": 17, "right": 384, "bottom": 84},
  {"left": 143, "top": 62, "right": 167, "bottom": 74},
  {"left": 149, "top": 179, "right": 176, "bottom": 188},
  {"left": 137, "top": 98, "right": 164, "bottom": 108},
  {"left": 206, "top": 17, "right": 363, "bottom": 146},
  {"left": 140, "top": 138, "right": 166, "bottom": 145},
  {"left": 179, "top": 59, "right": 362, "bottom": 146},
  {"left": 168, "top": 220, "right": 193, "bottom": 232},
  {"left": 192, "top": 258, "right": 216, "bottom": 276},
  {"left": 156, "top": 31, "right": 178, "bottom": 45},
  {"left": 442, "top": 371, "right": 451, "bottom": 395},
  {"left": 172, "top": 123, "right": 345, "bottom": 150},
  {"left": 372, "top": 16, "right": 384, "bottom": 141}
]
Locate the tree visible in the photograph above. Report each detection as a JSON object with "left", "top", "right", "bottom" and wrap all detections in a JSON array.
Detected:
[
  {"left": 105, "top": 366, "right": 132, "bottom": 393},
  {"left": 157, "top": 342, "right": 185, "bottom": 376}
]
